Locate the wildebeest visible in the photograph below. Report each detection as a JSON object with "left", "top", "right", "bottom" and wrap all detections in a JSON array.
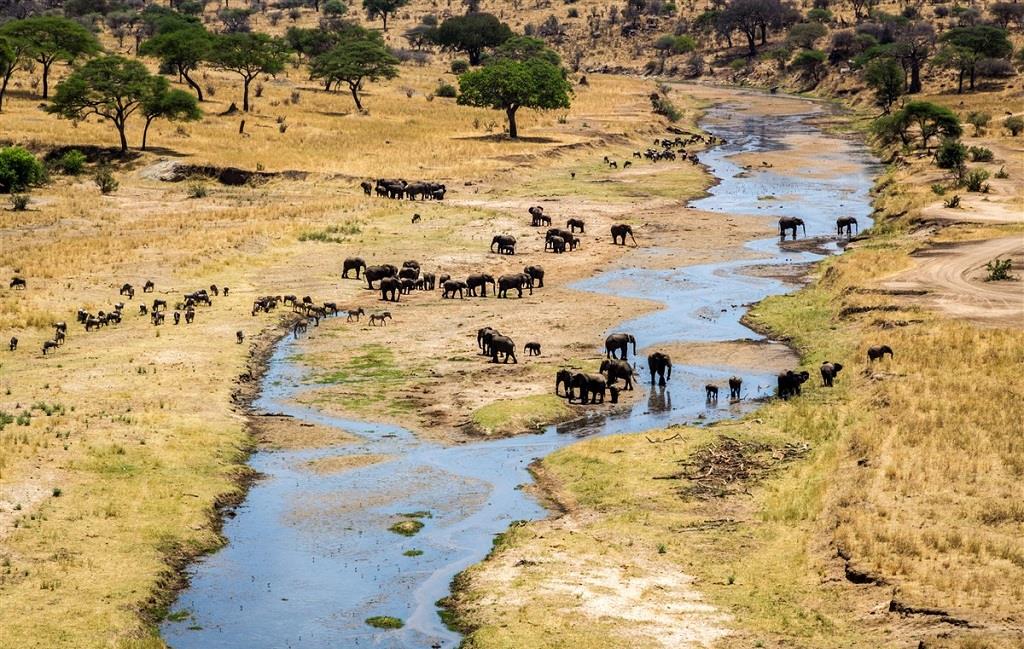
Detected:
[
  {"left": 10, "top": 277, "right": 26, "bottom": 289},
  {"left": 42, "top": 340, "right": 58, "bottom": 355},
  {"left": 152, "top": 299, "right": 167, "bottom": 312},
  {"left": 236, "top": 330, "right": 245, "bottom": 344},
  {"left": 8, "top": 337, "right": 17, "bottom": 351},
  {"left": 120, "top": 283, "right": 134, "bottom": 299},
  {"left": 184, "top": 308, "right": 195, "bottom": 324},
  {"left": 143, "top": 280, "right": 155, "bottom": 293}
]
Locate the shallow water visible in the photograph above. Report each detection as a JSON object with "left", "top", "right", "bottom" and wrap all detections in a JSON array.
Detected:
[{"left": 162, "top": 96, "right": 879, "bottom": 649}]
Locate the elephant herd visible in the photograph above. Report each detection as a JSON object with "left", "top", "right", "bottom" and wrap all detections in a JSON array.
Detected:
[
  {"left": 778, "top": 216, "right": 860, "bottom": 241},
  {"left": 361, "top": 178, "right": 446, "bottom": 201},
  {"left": 342, "top": 257, "right": 544, "bottom": 302}
]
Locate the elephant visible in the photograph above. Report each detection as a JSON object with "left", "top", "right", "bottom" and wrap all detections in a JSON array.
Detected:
[
  {"left": 529, "top": 206, "right": 551, "bottom": 226},
  {"left": 438, "top": 274, "right": 451, "bottom": 286},
  {"left": 820, "top": 361, "right": 843, "bottom": 387},
  {"left": 421, "top": 272, "right": 436, "bottom": 290},
  {"left": 548, "top": 235, "right": 566, "bottom": 253},
  {"left": 342, "top": 257, "right": 367, "bottom": 279},
  {"left": 400, "top": 278, "right": 416, "bottom": 294},
  {"left": 379, "top": 277, "right": 401, "bottom": 302},
  {"left": 836, "top": 216, "right": 858, "bottom": 238},
  {"left": 545, "top": 228, "right": 573, "bottom": 248},
  {"left": 867, "top": 345, "right": 894, "bottom": 362},
  {"left": 567, "top": 218, "right": 585, "bottom": 233},
  {"left": 728, "top": 376, "right": 742, "bottom": 401},
  {"left": 478, "top": 327, "right": 500, "bottom": 355},
  {"left": 404, "top": 182, "right": 432, "bottom": 200},
  {"left": 497, "top": 273, "right": 533, "bottom": 298},
  {"left": 360, "top": 180, "right": 372, "bottom": 195},
  {"left": 364, "top": 264, "right": 398, "bottom": 289},
  {"left": 610, "top": 224, "right": 637, "bottom": 246},
  {"left": 524, "top": 342, "right": 541, "bottom": 356},
  {"left": 398, "top": 266, "right": 420, "bottom": 281},
  {"left": 555, "top": 369, "right": 574, "bottom": 398},
  {"left": 777, "top": 370, "right": 810, "bottom": 399},
  {"left": 647, "top": 352, "right": 672, "bottom": 386},
  {"left": 571, "top": 372, "right": 606, "bottom": 404},
  {"left": 489, "top": 334, "right": 517, "bottom": 364},
  {"left": 524, "top": 265, "right": 545, "bottom": 288},
  {"left": 705, "top": 384, "right": 719, "bottom": 402},
  {"left": 467, "top": 273, "right": 496, "bottom": 297},
  {"left": 402, "top": 260, "right": 420, "bottom": 271},
  {"left": 491, "top": 235, "right": 517, "bottom": 255},
  {"left": 376, "top": 178, "right": 407, "bottom": 199},
  {"left": 600, "top": 359, "right": 635, "bottom": 390},
  {"left": 779, "top": 216, "right": 806, "bottom": 241},
  {"left": 236, "top": 330, "right": 245, "bottom": 344},
  {"left": 442, "top": 279, "right": 467, "bottom": 299},
  {"left": 605, "top": 333, "right": 636, "bottom": 359}
]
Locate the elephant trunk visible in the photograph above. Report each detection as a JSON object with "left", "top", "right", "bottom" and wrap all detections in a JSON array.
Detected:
[
  {"left": 801, "top": 222, "right": 807, "bottom": 236},
  {"left": 630, "top": 336, "right": 636, "bottom": 356},
  {"left": 666, "top": 362, "right": 672, "bottom": 380}
]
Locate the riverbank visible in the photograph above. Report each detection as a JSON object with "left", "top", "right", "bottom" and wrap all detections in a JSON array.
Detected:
[{"left": 447, "top": 93, "right": 1024, "bottom": 647}]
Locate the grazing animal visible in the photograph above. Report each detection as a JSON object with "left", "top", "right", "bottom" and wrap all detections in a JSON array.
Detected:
[
  {"left": 411, "top": 213, "right": 421, "bottom": 223},
  {"left": 236, "top": 330, "right": 244, "bottom": 344},
  {"left": 364, "top": 264, "right": 399, "bottom": 289},
  {"left": 647, "top": 352, "right": 672, "bottom": 385},
  {"left": 610, "top": 224, "right": 637, "bottom": 246},
  {"left": 478, "top": 327, "right": 501, "bottom": 356},
  {"left": 143, "top": 280, "right": 154, "bottom": 293},
  {"left": 360, "top": 180, "right": 372, "bottom": 195},
  {"left": 523, "top": 265, "right": 544, "bottom": 288},
  {"left": 10, "top": 277, "right": 26, "bottom": 289},
  {"left": 633, "top": 151, "right": 642, "bottom": 158},
  {"left": 605, "top": 333, "right": 636, "bottom": 359},
  {"left": 778, "top": 216, "right": 806, "bottom": 241},
  {"left": 42, "top": 340, "right": 58, "bottom": 355},
  {"left": 609, "top": 161, "right": 617, "bottom": 169},
  {"left": 185, "top": 308, "right": 195, "bottom": 324},
  {"left": 369, "top": 312, "right": 392, "bottom": 326},
  {"left": 9, "top": 336, "right": 17, "bottom": 351},
  {"left": 524, "top": 342, "right": 541, "bottom": 356},
  {"left": 442, "top": 280, "right": 467, "bottom": 299},
  {"left": 151, "top": 311, "right": 165, "bottom": 325},
  {"left": 152, "top": 299, "right": 167, "bottom": 312},
  {"left": 490, "top": 234, "right": 516, "bottom": 255},
  {"left": 728, "top": 376, "right": 742, "bottom": 401},
  {"left": 555, "top": 369, "right": 574, "bottom": 398},
  {"left": 777, "top": 370, "right": 810, "bottom": 399},
  {"left": 497, "top": 273, "right": 532, "bottom": 298},
  {"left": 120, "top": 283, "right": 134, "bottom": 298},
  {"left": 566, "top": 218, "right": 585, "bottom": 233},
  {"left": 600, "top": 358, "right": 635, "bottom": 390},
  {"left": 342, "top": 257, "right": 367, "bottom": 279},
  {"left": 489, "top": 334, "right": 517, "bottom": 364},
  {"left": 54, "top": 330, "right": 65, "bottom": 345},
  {"left": 836, "top": 216, "right": 858, "bottom": 237},
  {"left": 867, "top": 345, "right": 894, "bottom": 362},
  {"left": 139, "top": 304, "right": 148, "bottom": 316},
  {"left": 293, "top": 320, "right": 308, "bottom": 338},
  {"left": 705, "top": 384, "right": 719, "bottom": 401},
  {"left": 529, "top": 206, "right": 551, "bottom": 227},
  {"left": 820, "top": 362, "right": 843, "bottom": 387},
  {"left": 438, "top": 274, "right": 451, "bottom": 286},
  {"left": 210, "top": 285, "right": 219, "bottom": 296},
  {"left": 54, "top": 322, "right": 67, "bottom": 335},
  {"left": 223, "top": 287, "right": 230, "bottom": 296},
  {"left": 346, "top": 307, "right": 365, "bottom": 322},
  {"left": 548, "top": 235, "right": 566, "bottom": 253},
  {"left": 467, "top": 273, "right": 496, "bottom": 297},
  {"left": 379, "top": 277, "right": 401, "bottom": 302},
  {"left": 173, "top": 311, "right": 181, "bottom": 325},
  {"left": 570, "top": 372, "right": 606, "bottom": 404},
  {"left": 623, "top": 161, "right": 632, "bottom": 168},
  {"left": 570, "top": 172, "right": 576, "bottom": 180}
]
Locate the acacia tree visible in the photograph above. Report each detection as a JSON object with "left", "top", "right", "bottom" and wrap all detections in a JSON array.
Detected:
[
  {"left": 362, "top": 0, "right": 408, "bottom": 31},
  {"left": 864, "top": 56, "right": 904, "bottom": 112},
  {"left": 209, "top": 32, "right": 290, "bottom": 111},
  {"left": 140, "top": 78, "right": 201, "bottom": 150},
  {"left": 935, "top": 26, "right": 1012, "bottom": 93},
  {"left": 718, "top": 0, "right": 786, "bottom": 56},
  {"left": 139, "top": 26, "right": 212, "bottom": 101},
  {"left": 0, "top": 34, "right": 29, "bottom": 111},
  {"left": 653, "top": 34, "right": 696, "bottom": 73},
  {"left": 309, "top": 33, "right": 398, "bottom": 110},
  {"left": 457, "top": 55, "right": 571, "bottom": 139},
  {"left": 429, "top": 13, "right": 513, "bottom": 65},
  {"left": 47, "top": 55, "right": 199, "bottom": 153},
  {"left": 0, "top": 16, "right": 100, "bottom": 98},
  {"left": 901, "top": 100, "right": 961, "bottom": 148}
]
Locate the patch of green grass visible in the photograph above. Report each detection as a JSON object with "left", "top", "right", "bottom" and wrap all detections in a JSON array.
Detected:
[
  {"left": 165, "top": 610, "right": 191, "bottom": 623},
  {"left": 388, "top": 520, "right": 424, "bottom": 537},
  {"left": 398, "top": 511, "right": 432, "bottom": 519},
  {"left": 315, "top": 346, "right": 405, "bottom": 387},
  {"left": 403, "top": 549, "right": 424, "bottom": 556},
  {"left": 470, "top": 394, "right": 574, "bottom": 437},
  {"left": 298, "top": 220, "right": 363, "bottom": 243},
  {"left": 365, "top": 615, "right": 404, "bottom": 629}
]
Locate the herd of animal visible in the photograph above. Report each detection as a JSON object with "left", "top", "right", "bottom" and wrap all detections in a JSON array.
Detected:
[{"left": 361, "top": 178, "right": 446, "bottom": 201}]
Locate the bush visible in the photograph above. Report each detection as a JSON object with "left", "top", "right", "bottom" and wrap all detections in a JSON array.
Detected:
[
  {"left": 963, "top": 168, "right": 989, "bottom": 192},
  {"left": 807, "top": 7, "right": 832, "bottom": 22},
  {"left": 450, "top": 59, "right": 469, "bottom": 74},
  {"left": 788, "top": 22, "right": 828, "bottom": 49},
  {"left": 976, "top": 57, "right": 1014, "bottom": 79},
  {"left": 934, "top": 138, "right": 966, "bottom": 173},
  {"left": 186, "top": 180, "right": 208, "bottom": 198},
  {"left": 994, "top": 166, "right": 1009, "bottom": 179},
  {"left": 435, "top": 82, "right": 457, "bottom": 98},
  {"left": 57, "top": 149, "right": 87, "bottom": 176},
  {"left": 10, "top": 194, "right": 29, "bottom": 210},
  {"left": 943, "top": 194, "right": 961, "bottom": 208},
  {"left": 650, "top": 93, "right": 682, "bottom": 122},
  {"left": 984, "top": 258, "right": 1013, "bottom": 281},
  {"left": 930, "top": 183, "right": 946, "bottom": 195},
  {"left": 323, "top": 0, "right": 346, "bottom": 16},
  {"left": 1004, "top": 115, "right": 1023, "bottom": 136},
  {"left": 965, "top": 111, "right": 990, "bottom": 135},
  {"left": 968, "top": 146, "right": 993, "bottom": 162},
  {"left": 0, "top": 147, "right": 45, "bottom": 194},
  {"left": 94, "top": 167, "right": 119, "bottom": 194}
]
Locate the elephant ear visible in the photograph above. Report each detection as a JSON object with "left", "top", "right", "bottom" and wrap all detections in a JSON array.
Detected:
[{"left": 834, "top": 363, "right": 844, "bottom": 372}]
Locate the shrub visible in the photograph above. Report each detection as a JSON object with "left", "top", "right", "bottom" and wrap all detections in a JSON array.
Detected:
[
  {"left": 943, "top": 194, "right": 961, "bottom": 208},
  {"left": 788, "top": 22, "right": 828, "bottom": 49},
  {"left": 934, "top": 138, "right": 966, "bottom": 174},
  {"left": 650, "top": 93, "right": 682, "bottom": 122},
  {"left": 323, "top": 0, "right": 346, "bottom": 16},
  {"left": 985, "top": 258, "right": 1013, "bottom": 281},
  {"left": 976, "top": 57, "right": 1014, "bottom": 79},
  {"left": 1004, "top": 115, "right": 1023, "bottom": 136},
  {"left": 968, "top": 146, "right": 993, "bottom": 162},
  {"left": 807, "top": 7, "right": 832, "bottom": 22},
  {"left": 0, "top": 147, "right": 45, "bottom": 193},
  {"left": 965, "top": 111, "right": 990, "bottom": 135},
  {"left": 930, "top": 183, "right": 946, "bottom": 195},
  {"left": 963, "top": 168, "right": 989, "bottom": 192},
  {"left": 10, "top": 194, "right": 29, "bottom": 210},
  {"left": 994, "top": 166, "right": 1009, "bottom": 179},
  {"left": 435, "top": 82, "right": 457, "bottom": 97},
  {"left": 57, "top": 149, "right": 87, "bottom": 175},
  {"left": 450, "top": 59, "right": 469, "bottom": 74},
  {"left": 186, "top": 180, "right": 208, "bottom": 198},
  {"left": 94, "top": 167, "right": 119, "bottom": 194}
]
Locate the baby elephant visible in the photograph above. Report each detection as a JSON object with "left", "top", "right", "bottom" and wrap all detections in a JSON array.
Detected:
[
  {"left": 705, "top": 384, "right": 719, "bottom": 402},
  {"left": 867, "top": 345, "right": 893, "bottom": 362},
  {"left": 524, "top": 342, "right": 541, "bottom": 356},
  {"left": 9, "top": 336, "right": 17, "bottom": 351},
  {"left": 820, "top": 361, "right": 843, "bottom": 387}
]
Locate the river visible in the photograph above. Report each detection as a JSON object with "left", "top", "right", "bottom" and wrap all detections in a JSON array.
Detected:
[{"left": 162, "top": 91, "right": 879, "bottom": 648}]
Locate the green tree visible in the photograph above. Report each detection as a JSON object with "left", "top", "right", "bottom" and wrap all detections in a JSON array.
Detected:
[
  {"left": 936, "top": 26, "right": 1013, "bottom": 93},
  {"left": 209, "top": 32, "right": 290, "bottom": 111},
  {"left": 47, "top": 55, "right": 183, "bottom": 153},
  {"left": 309, "top": 33, "right": 399, "bottom": 110},
  {"left": 790, "top": 49, "right": 827, "bottom": 85},
  {"left": 934, "top": 137, "right": 967, "bottom": 180},
  {"left": 0, "top": 17, "right": 101, "bottom": 99},
  {"left": 902, "top": 100, "right": 961, "bottom": 148},
  {"left": 652, "top": 34, "right": 696, "bottom": 72},
  {"left": 0, "top": 35, "right": 29, "bottom": 112},
  {"left": 787, "top": 22, "right": 827, "bottom": 49},
  {"left": 864, "top": 56, "right": 904, "bottom": 112},
  {"left": 457, "top": 56, "right": 571, "bottom": 139},
  {"left": 491, "top": 35, "right": 563, "bottom": 66},
  {"left": 429, "top": 13, "right": 513, "bottom": 65},
  {"left": 140, "top": 79, "right": 201, "bottom": 150},
  {"left": 362, "top": 0, "right": 409, "bottom": 31},
  {"left": 139, "top": 26, "right": 212, "bottom": 101}
]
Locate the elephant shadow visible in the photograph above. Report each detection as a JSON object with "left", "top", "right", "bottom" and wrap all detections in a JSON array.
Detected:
[{"left": 647, "top": 385, "right": 672, "bottom": 413}]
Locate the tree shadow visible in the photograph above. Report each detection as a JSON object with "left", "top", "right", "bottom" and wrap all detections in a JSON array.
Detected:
[{"left": 454, "top": 134, "right": 563, "bottom": 144}]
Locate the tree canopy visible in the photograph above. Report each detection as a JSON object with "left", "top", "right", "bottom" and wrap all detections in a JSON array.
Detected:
[
  {"left": 309, "top": 31, "right": 399, "bottom": 110},
  {"left": 139, "top": 25, "right": 212, "bottom": 101},
  {"left": 457, "top": 54, "right": 571, "bottom": 139},
  {"left": 936, "top": 26, "right": 1013, "bottom": 93},
  {"left": 0, "top": 16, "right": 100, "bottom": 98},
  {"left": 429, "top": 13, "right": 513, "bottom": 65},
  {"left": 208, "top": 32, "right": 290, "bottom": 111},
  {"left": 362, "top": 0, "right": 408, "bottom": 31},
  {"left": 47, "top": 55, "right": 200, "bottom": 153},
  {"left": 864, "top": 56, "right": 904, "bottom": 112}
]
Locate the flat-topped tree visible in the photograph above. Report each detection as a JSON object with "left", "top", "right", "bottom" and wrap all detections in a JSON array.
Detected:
[
  {"left": 209, "top": 32, "right": 290, "bottom": 111},
  {"left": 309, "top": 30, "right": 398, "bottom": 111},
  {"left": 935, "top": 26, "right": 1013, "bottom": 93},
  {"left": 0, "top": 16, "right": 100, "bottom": 98},
  {"left": 362, "top": 0, "right": 408, "bottom": 31},
  {"left": 429, "top": 13, "right": 513, "bottom": 65},
  {"left": 457, "top": 52, "right": 571, "bottom": 139},
  {"left": 139, "top": 25, "right": 212, "bottom": 101},
  {"left": 47, "top": 55, "right": 200, "bottom": 154}
]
